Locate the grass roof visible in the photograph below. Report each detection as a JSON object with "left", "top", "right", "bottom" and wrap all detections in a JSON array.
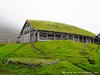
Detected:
[{"left": 27, "top": 20, "right": 95, "bottom": 36}]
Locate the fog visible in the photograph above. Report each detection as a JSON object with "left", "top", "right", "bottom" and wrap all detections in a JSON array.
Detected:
[{"left": 0, "top": 0, "right": 100, "bottom": 34}]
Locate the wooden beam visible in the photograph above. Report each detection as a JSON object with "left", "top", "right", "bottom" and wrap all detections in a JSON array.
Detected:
[
  {"left": 67, "top": 34, "right": 69, "bottom": 40},
  {"left": 82, "top": 37, "right": 84, "bottom": 42},
  {"left": 31, "top": 31, "right": 34, "bottom": 42},
  {"left": 89, "top": 38, "right": 91, "bottom": 43},
  {"left": 73, "top": 35, "right": 74, "bottom": 41},
  {"left": 78, "top": 36, "right": 80, "bottom": 42},
  {"left": 33, "top": 31, "right": 38, "bottom": 42},
  {"left": 93, "top": 38, "right": 94, "bottom": 43},
  {"left": 86, "top": 37, "right": 88, "bottom": 43},
  {"left": 46, "top": 33, "right": 48, "bottom": 41},
  {"left": 61, "top": 34, "right": 62, "bottom": 40},
  {"left": 37, "top": 32, "right": 40, "bottom": 41},
  {"left": 54, "top": 33, "right": 56, "bottom": 40}
]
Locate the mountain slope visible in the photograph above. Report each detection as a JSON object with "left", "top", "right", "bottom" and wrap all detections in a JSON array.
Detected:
[{"left": 0, "top": 25, "right": 19, "bottom": 41}]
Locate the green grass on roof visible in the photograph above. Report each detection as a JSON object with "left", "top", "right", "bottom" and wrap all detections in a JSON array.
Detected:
[{"left": 27, "top": 20, "right": 95, "bottom": 36}]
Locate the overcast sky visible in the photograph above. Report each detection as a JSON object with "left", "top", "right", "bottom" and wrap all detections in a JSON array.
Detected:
[{"left": 0, "top": 0, "right": 100, "bottom": 34}]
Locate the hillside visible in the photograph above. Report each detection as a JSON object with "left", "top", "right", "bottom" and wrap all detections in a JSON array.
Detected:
[
  {"left": 0, "top": 40, "right": 100, "bottom": 75},
  {"left": 27, "top": 20, "right": 95, "bottom": 36},
  {"left": 0, "top": 25, "right": 19, "bottom": 41}
]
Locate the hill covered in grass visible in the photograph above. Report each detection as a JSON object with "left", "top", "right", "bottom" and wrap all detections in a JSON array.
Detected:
[
  {"left": 0, "top": 25, "right": 19, "bottom": 41},
  {"left": 27, "top": 20, "right": 95, "bottom": 36},
  {"left": 0, "top": 40, "right": 100, "bottom": 75}
]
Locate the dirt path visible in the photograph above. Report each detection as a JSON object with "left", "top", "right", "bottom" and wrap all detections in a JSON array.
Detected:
[{"left": 31, "top": 43, "right": 46, "bottom": 55}]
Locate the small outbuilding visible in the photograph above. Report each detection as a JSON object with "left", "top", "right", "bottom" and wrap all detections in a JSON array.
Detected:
[{"left": 18, "top": 20, "right": 100, "bottom": 44}]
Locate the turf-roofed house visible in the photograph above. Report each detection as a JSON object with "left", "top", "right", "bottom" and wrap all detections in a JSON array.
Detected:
[{"left": 18, "top": 20, "right": 100, "bottom": 44}]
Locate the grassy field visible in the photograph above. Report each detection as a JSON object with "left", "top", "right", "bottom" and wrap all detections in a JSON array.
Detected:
[{"left": 0, "top": 40, "right": 100, "bottom": 75}]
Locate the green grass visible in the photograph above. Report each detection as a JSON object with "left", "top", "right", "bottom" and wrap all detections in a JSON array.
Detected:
[
  {"left": 0, "top": 43, "right": 7, "bottom": 47},
  {"left": 0, "top": 44, "right": 21, "bottom": 59},
  {"left": 27, "top": 20, "right": 95, "bottom": 36},
  {"left": 34, "top": 40, "right": 100, "bottom": 74},
  {"left": 0, "top": 40, "right": 100, "bottom": 75},
  {"left": 8, "top": 43, "right": 43, "bottom": 58},
  {"left": 33, "top": 61, "right": 90, "bottom": 75},
  {"left": 34, "top": 41, "right": 94, "bottom": 59}
]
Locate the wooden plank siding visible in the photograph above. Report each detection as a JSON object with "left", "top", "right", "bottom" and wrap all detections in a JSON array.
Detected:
[{"left": 34, "top": 31, "right": 98, "bottom": 44}]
